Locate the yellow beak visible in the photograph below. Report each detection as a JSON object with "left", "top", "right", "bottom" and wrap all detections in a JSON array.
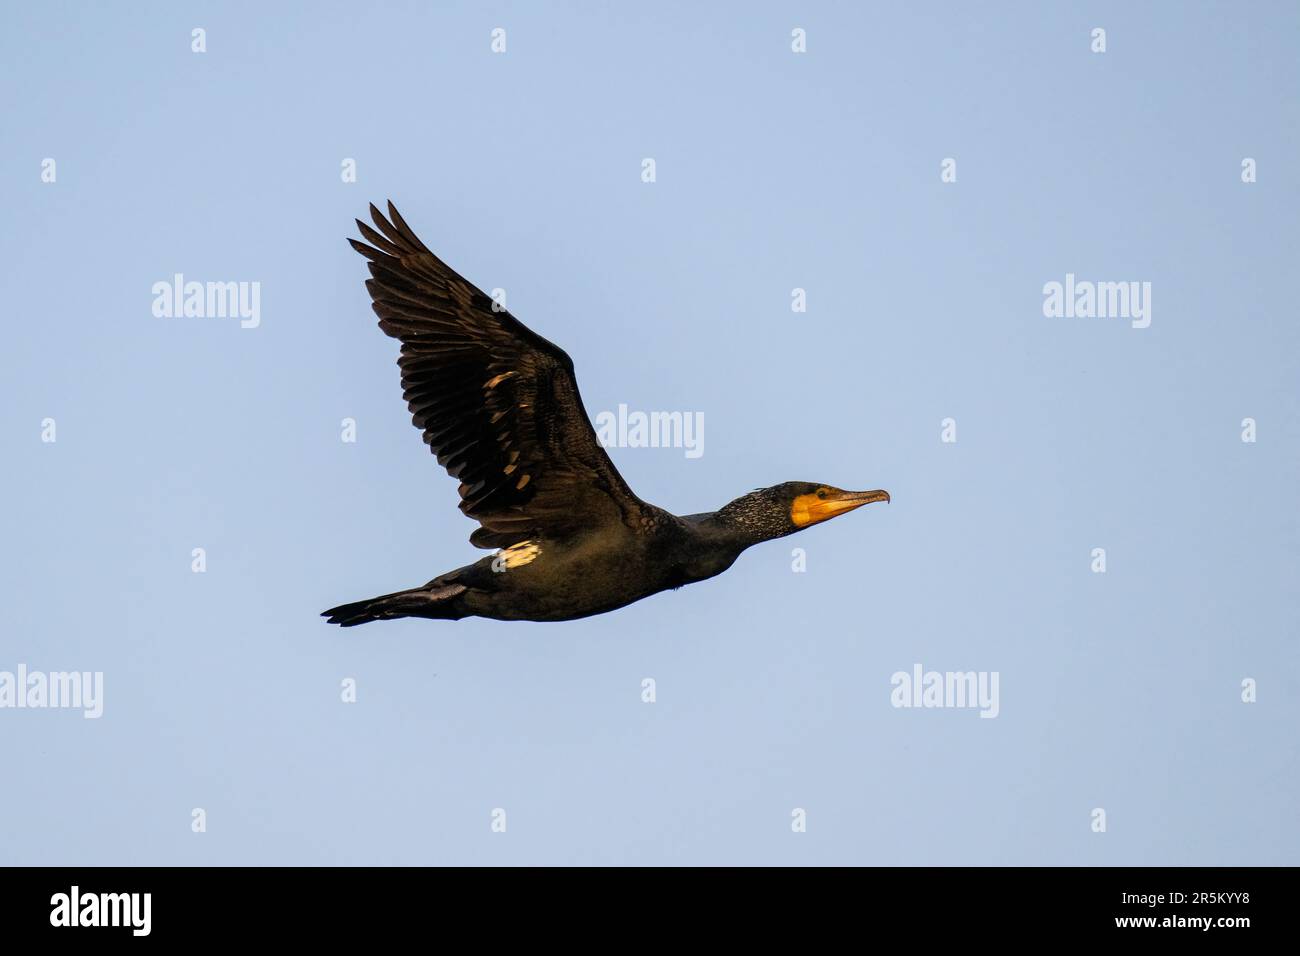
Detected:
[{"left": 791, "top": 488, "right": 890, "bottom": 528}]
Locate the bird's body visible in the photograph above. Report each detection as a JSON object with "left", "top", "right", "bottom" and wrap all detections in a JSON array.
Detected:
[
  {"left": 333, "top": 511, "right": 729, "bottom": 624},
  {"left": 323, "top": 203, "right": 889, "bottom": 626}
]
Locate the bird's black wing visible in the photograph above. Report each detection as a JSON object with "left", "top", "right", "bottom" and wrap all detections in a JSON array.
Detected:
[{"left": 350, "top": 202, "right": 650, "bottom": 549}]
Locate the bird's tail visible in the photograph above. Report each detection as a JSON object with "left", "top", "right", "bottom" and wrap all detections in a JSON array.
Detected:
[{"left": 322, "top": 582, "right": 468, "bottom": 627}]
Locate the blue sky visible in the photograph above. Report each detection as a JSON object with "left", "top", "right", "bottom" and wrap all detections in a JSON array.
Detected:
[{"left": 1, "top": 1, "right": 1296, "bottom": 865}]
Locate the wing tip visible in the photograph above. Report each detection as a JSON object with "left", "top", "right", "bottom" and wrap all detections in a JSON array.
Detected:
[{"left": 347, "top": 236, "right": 387, "bottom": 263}]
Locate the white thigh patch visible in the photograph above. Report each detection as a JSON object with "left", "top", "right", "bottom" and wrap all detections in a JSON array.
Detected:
[{"left": 496, "top": 540, "right": 541, "bottom": 569}]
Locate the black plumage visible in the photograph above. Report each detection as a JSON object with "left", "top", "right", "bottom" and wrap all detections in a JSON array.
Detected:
[{"left": 323, "top": 203, "right": 888, "bottom": 626}]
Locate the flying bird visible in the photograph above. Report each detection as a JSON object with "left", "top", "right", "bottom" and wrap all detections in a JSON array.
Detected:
[{"left": 323, "top": 203, "right": 889, "bottom": 626}]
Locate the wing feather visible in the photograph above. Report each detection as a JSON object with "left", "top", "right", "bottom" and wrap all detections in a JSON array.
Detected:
[{"left": 350, "top": 202, "right": 650, "bottom": 547}]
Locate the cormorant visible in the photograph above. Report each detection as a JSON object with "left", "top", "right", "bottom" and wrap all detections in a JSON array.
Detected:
[{"left": 323, "top": 203, "right": 890, "bottom": 626}]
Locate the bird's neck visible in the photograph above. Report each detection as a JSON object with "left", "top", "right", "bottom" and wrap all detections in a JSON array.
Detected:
[{"left": 699, "top": 496, "right": 790, "bottom": 549}]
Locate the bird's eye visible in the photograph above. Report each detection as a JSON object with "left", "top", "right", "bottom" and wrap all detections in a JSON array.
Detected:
[{"left": 817, "top": 489, "right": 828, "bottom": 499}]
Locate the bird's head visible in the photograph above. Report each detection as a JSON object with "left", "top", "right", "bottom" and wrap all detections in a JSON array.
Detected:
[{"left": 715, "top": 481, "right": 890, "bottom": 543}]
